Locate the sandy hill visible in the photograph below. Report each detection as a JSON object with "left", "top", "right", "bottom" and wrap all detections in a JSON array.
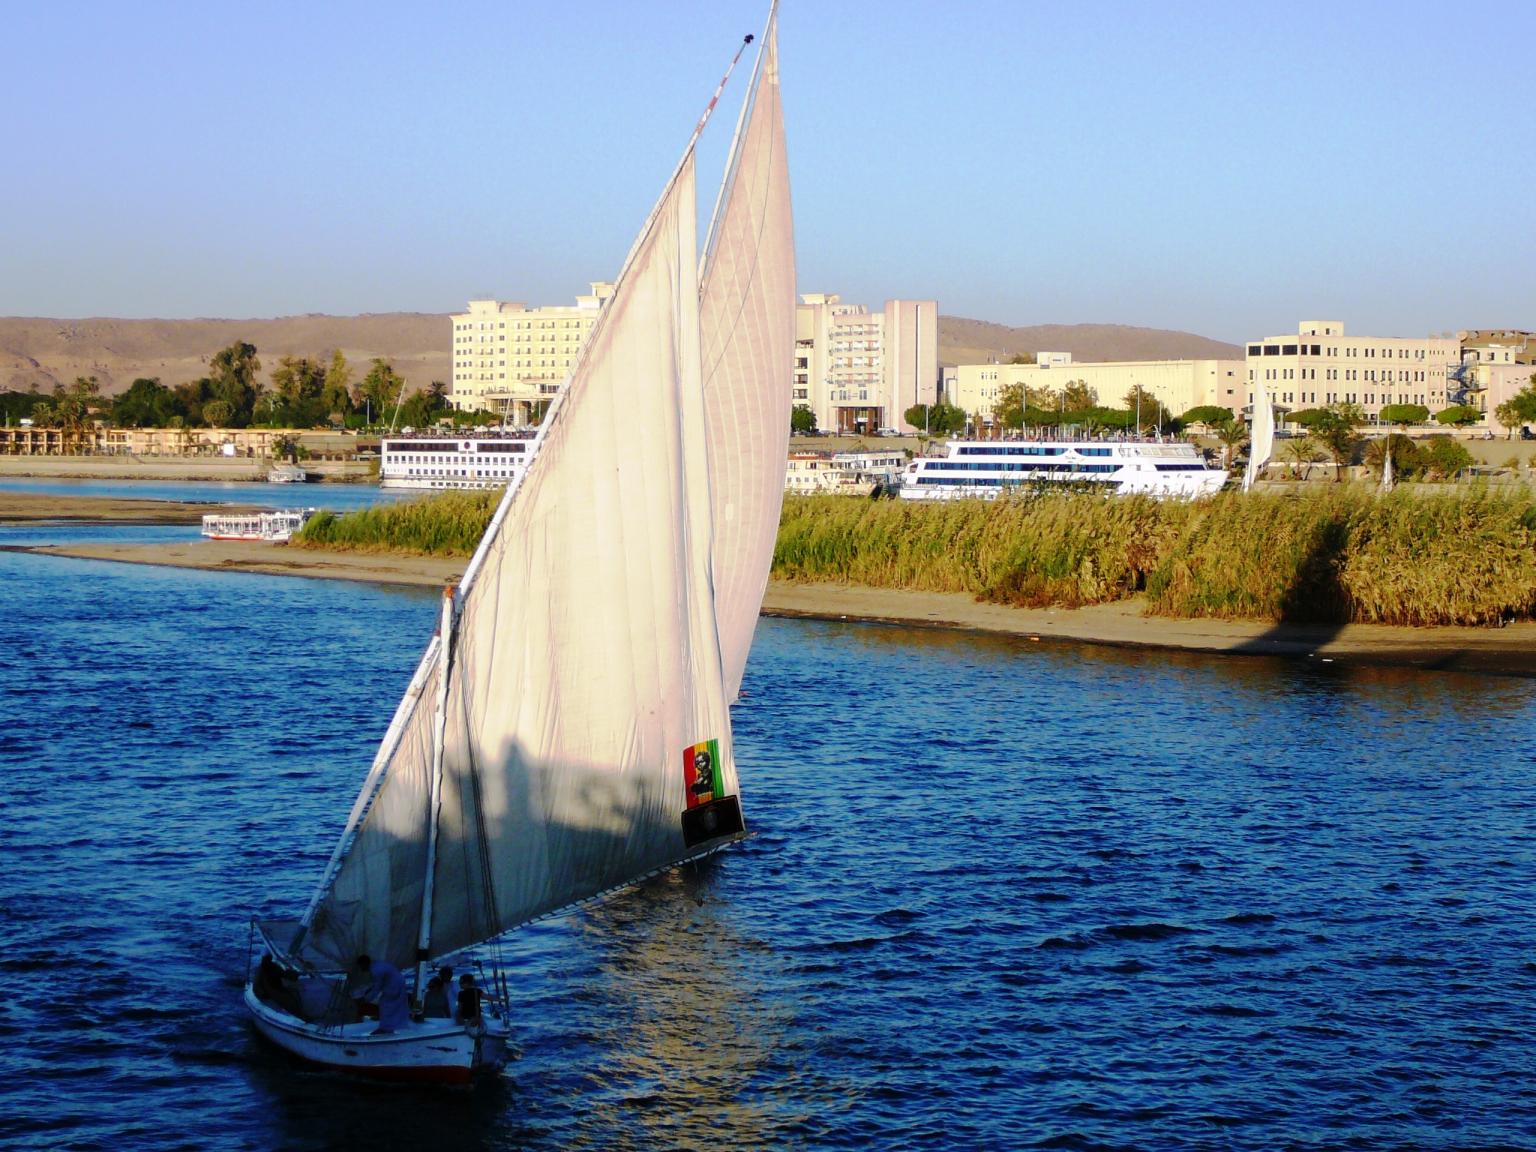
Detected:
[
  {"left": 0, "top": 312, "right": 1239, "bottom": 398},
  {"left": 938, "top": 317, "right": 1240, "bottom": 366},
  {"left": 0, "top": 314, "right": 451, "bottom": 396}
]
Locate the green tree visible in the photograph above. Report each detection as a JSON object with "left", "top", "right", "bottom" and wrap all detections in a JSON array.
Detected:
[
  {"left": 1283, "top": 434, "right": 1322, "bottom": 480},
  {"left": 0, "top": 389, "right": 46, "bottom": 424},
  {"left": 1214, "top": 419, "right": 1249, "bottom": 469},
  {"left": 1122, "top": 387, "right": 1172, "bottom": 434},
  {"left": 790, "top": 403, "right": 818, "bottom": 436},
  {"left": 202, "top": 399, "right": 235, "bottom": 427},
  {"left": 1494, "top": 374, "right": 1536, "bottom": 437},
  {"left": 268, "top": 355, "right": 327, "bottom": 427},
  {"left": 1435, "top": 404, "right": 1481, "bottom": 428},
  {"left": 208, "top": 341, "right": 261, "bottom": 426},
  {"left": 1008, "top": 352, "right": 1036, "bottom": 365},
  {"left": 1287, "top": 408, "right": 1326, "bottom": 429},
  {"left": 1061, "top": 380, "right": 1096, "bottom": 411},
  {"left": 904, "top": 401, "right": 967, "bottom": 435},
  {"left": 112, "top": 377, "right": 176, "bottom": 427},
  {"left": 1181, "top": 405, "right": 1234, "bottom": 428},
  {"left": 1364, "top": 433, "right": 1423, "bottom": 481},
  {"left": 1312, "top": 402, "right": 1365, "bottom": 481},
  {"left": 322, "top": 349, "right": 354, "bottom": 422},
  {"left": 1422, "top": 436, "right": 1473, "bottom": 479},
  {"left": 174, "top": 378, "right": 212, "bottom": 426},
  {"left": 45, "top": 377, "right": 102, "bottom": 445},
  {"left": 1379, "top": 403, "right": 1430, "bottom": 428},
  {"left": 356, "top": 358, "right": 405, "bottom": 424}
]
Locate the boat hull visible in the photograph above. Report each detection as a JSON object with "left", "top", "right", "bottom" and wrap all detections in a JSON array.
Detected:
[{"left": 244, "top": 986, "right": 509, "bottom": 1084}]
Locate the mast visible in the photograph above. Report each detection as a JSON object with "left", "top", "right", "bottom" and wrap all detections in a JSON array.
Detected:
[
  {"left": 414, "top": 584, "right": 456, "bottom": 994},
  {"left": 701, "top": 20, "right": 768, "bottom": 274}
]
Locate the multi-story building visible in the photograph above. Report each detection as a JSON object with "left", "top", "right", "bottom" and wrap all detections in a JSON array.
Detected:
[
  {"left": 1243, "top": 321, "right": 1459, "bottom": 422},
  {"left": 450, "top": 283, "right": 614, "bottom": 419},
  {"left": 794, "top": 294, "right": 938, "bottom": 434},
  {"left": 948, "top": 355, "right": 1244, "bottom": 428}
]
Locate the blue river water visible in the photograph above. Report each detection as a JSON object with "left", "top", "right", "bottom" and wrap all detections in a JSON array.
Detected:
[
  {"left": 0, "top": 476, "right": 409, "bottom": 512},
  {"left": 3, "top": 538, "right": 1536, "bottom": 1150}
]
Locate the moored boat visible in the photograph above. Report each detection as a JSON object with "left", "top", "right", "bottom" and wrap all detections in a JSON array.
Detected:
[
  {"left": 378, "top": 432, "right": 534, "bottom": 490},
  {"left": 201, "top": 508, "right": 316, "bottom": 542},
  {"left": 900, "top": 438, "right": 1227, "bottom": 499}
]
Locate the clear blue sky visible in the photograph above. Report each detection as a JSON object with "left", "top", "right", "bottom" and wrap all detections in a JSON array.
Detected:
[{"left": 3, "top": 0, "right": 1532, "bottom": 342}]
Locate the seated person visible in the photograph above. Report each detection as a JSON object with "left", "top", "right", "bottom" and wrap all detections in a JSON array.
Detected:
[
  {"left": 421, "top": 965, "right": 453, "bottom": 1019},
  {"left": 455, "top": 973, "right": 483, "bottom": 1027},
  {"left": 253, "top": 953, "right": 303, "bottom": 1017}
]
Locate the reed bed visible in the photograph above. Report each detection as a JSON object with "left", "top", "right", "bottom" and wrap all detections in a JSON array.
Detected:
[
  {"left": 300, "top": 485, "right": 1536, "bottom": 626},
  {"left": 294, "top": 489, "right": 500, "bottom": 556},
  {"left": 773, "top": 493, "right": 1187, "bottom": 609},
  {"left": 778, "top": 488, "right": 1536, "bottom": 627}
]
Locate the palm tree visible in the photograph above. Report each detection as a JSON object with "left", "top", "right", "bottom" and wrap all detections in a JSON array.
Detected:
[
  {"left": 1214, "top": 419, "right": 1249, "bottom": 470},
  {"left": 1283, "top": 435, "right": 1321, "bottom": 481}
]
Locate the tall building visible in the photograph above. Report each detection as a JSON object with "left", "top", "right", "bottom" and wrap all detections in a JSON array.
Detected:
[
  {"left": 450, "top": 283, "right": 614, "bottom": 420},
  {"left": 794, "top": 294, "right": 938, "bottom": 434},
  {"left": 1243, "top": 321, "right": 1459, "bottom": 421},
  {"left": 948, "top": 356, "right": 1243, "bottom": 427}
]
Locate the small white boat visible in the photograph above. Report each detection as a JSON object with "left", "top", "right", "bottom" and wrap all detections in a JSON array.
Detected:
[
  {"left": 268, "top": 463, "right": 309, "bottom": 483},
  {"left": 900, "top": 438, "right": 1228, "bottom": 499},
  {"left": 201, "top": 508, "right": 316, "bottom": 542}
]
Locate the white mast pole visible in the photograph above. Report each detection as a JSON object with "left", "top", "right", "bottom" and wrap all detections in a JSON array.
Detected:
[
  {"left": 414, "top": 584, "right": 456, "bottom": 1000},
  {"left": 701, "top": 17, "right": 770, "bottom": 273}
]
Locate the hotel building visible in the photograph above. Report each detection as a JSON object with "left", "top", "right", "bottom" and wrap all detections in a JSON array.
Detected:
[
  {"left": 795, "top": 294, "right": 938, "bottom": 434},
  {"left": 1243, "top": 321, "right": 1459, "bottom": 421},
  {"left": 948, "top": 356, "right": 1244, "bottom": 427},
  {"left": 450, "top": 283, "right": 614, "bottom": 419}
]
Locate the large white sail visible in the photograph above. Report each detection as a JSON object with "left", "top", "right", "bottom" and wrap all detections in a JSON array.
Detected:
[
  {"left": 700, "top": 9, "right": 795, "bottom": 701},
  {"left": 1244, "top": 381, "right": 1274, "bottom": 492},
  {"left": 300, "top": 148, "right": 745, "bottom": 972}
]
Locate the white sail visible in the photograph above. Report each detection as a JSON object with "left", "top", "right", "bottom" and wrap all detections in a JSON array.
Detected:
[
  {"left": 297, "top": 643, "right": 442, "bottom": 971},
  {"left": 1244, "top": 381, "right": 1274, "bottom": 492},
  {"left": 700, "top": 9, "right": 796, "bottom": 701},
  {"left": 300, "top": 147, "right": 751, "bottom": 972},
  {"left": 1381, "top": 435, "right": 1395, "bottom": 493}
]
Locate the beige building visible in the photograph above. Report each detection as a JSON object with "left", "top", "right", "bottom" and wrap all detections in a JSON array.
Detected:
[
  {"left": 1244, "top": 321, "right": 1459, "bottom": 422},
  {"left": 450, "top": 283, "right": 614, "bottom": 419},
  {"left": 948, "top": 356, "right": 1244, "bottom": 428},
  {"left": 794, "top": 294, "right": 938, "bottom": 435}
]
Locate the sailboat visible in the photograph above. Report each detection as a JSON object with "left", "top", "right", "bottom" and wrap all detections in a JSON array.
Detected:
[
  {"left": 1243, "top": 381, "right": 1275, "bottom": 492},
  {"left": 1380, "top": 433, "right": 1396, "bottom": 493},
  {"left": 244, "top": 4, "right": 794, "bottom": 1084}
]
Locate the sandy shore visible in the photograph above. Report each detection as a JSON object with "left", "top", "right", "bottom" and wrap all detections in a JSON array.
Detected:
[
  {"left": 0, "top": 493, "right": 253, "bottom": 524},
  {"left": 15, "top": 536, "right": 1536, "bottom": 675}
]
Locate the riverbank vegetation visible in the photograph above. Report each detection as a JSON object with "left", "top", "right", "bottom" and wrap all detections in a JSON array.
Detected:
[
  {"left": 295, "top": 490, "right": 500, "bottom": 556},
  {"left": 776, "top": 488, "right": 1536, "bottom": 627},
  {"left": 295, "top": 485, "right": 1536, "bottom": 627}
]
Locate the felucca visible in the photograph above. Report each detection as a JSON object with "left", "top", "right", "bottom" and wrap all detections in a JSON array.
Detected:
[{"left": 244, "top": 3, "right": 794, "bottom": 1083}]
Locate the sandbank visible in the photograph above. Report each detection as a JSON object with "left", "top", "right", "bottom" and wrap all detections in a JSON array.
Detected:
[
  {"left": 15, "top": 536, "right": 1536, "bottom": 676},
  {"left": 0, "top": 492, "right": 248, "bottom": 524}
]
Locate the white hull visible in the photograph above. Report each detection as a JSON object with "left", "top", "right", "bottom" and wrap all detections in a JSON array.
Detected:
[
  {"left": 244, "top": 986, "right": 509, "bottom": 1084},
  {"left": 900, "top": 439, "right": 1227, "bottom": 500},
  {"left": 378, "top": 477, "right": 506, "bottom": 491}
]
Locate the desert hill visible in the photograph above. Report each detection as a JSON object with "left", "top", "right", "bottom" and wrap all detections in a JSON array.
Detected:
[
  {"left": 0, "top": 312, "right": 1239, "bottom": 398},
  {"left": 0, "top": 314, "right": 451, "bottom": 396},
  {"left": 938, "top": 317, "right": 1240, "bottom": 366}
]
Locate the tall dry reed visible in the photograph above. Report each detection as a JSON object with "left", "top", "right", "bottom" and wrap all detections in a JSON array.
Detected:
[{"left": 294, "top": 490, "right": 500, "bottom": 556}]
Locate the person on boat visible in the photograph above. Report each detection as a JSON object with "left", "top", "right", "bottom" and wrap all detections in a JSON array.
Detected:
[
  {"left": 354, "top": 954, "right": 410, "bottom": 1033},
  {"left": 455, "top": 973, "right": 483, "bottom": 1028},
  {"left": 420, "top": 965, "right": 453, "bottom": 1019},
  {"left": 254, "top": 952, "right": 302, "bottom": 1018}
]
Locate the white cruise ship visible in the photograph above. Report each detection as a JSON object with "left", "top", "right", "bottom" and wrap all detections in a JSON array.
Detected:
[
  {"left": 900, "top": 439, "right": 1228, "bottom": 500},
  {"left": 379, "top": 432, "right": 536, "bottom": 490}
]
